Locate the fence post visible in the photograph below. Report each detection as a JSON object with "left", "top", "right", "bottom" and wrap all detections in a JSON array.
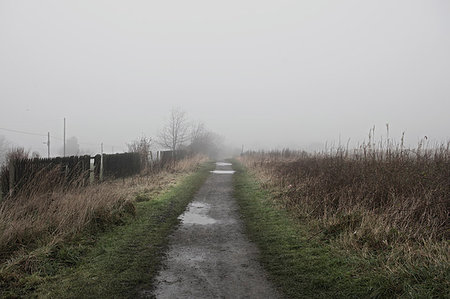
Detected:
[
  {"left": 149, "top": 151, "right": 153, "bottom": 172},
  {"left": 100, "top": 143, "right": 104, "bottom": 182},
  {"left": 9, "top": 159, "right": 15, "bottom": 197},
  {"left": 89, "top": 157, "right": 95, "bottom": 185}
]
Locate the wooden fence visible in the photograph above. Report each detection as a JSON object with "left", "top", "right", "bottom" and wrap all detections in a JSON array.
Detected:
[
  {"left": 93, "top": 152, "right": 141, "bottom": 179},
  {"left": 0, "top": 156, "right": 92, "bottom": 198},
  {"left": 157, "top": 150, "right": 188, "bottom": 165},
  {"left": 0, "top": 152, "right": 143, "bottom": 199},
  {"left": 0, "top": 150, "right": 189, "bottom": 200}
]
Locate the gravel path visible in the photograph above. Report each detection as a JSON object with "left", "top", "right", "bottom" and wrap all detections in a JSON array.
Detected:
[{"left": 150, "top": 162, "right": 280, "bottom": 299}]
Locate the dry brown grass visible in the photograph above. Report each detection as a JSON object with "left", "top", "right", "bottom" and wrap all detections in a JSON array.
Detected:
[
  {"left": 0, "top": 155, "right": 207, "bottom": 264},
  {"left": 239, "top": 141, "right": 449, "bottom": 278}
]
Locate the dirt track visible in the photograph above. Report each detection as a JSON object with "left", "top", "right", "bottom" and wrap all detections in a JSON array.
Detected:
[{"left": 150, "top": 162, "right": 279, "bottom": 299}]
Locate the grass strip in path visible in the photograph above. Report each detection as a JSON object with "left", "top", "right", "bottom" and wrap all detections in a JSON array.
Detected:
[
  {"left": 35, "top": 162, "right": 213, "bottom": 298},
  {"left": 232, "top": 161, "right": 382, "bottom": 299}
]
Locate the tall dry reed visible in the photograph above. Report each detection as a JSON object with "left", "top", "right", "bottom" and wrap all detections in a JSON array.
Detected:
[
  {"left": 240, "top": 140, "right": 449, "bottom": 251},
  {"left": 0, "top": 155, "right": 207, "bottom": 262}
]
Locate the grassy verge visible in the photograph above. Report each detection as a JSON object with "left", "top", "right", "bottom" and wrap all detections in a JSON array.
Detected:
[
  {"left": 232, "top": 161, "right": 448, "bottom": 298},
  {"left": 2, "top": 162, "right": 213, "bottom": 298}
]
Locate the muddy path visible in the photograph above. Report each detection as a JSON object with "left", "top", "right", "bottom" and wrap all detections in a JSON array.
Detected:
[{"left": 149, "top": 162, "right": 280, "bottom": 299}]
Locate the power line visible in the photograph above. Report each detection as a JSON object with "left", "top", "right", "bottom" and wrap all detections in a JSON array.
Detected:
[
  {"left": 0, "top": 127, "right": 47, "bottom": 137},
  {"left": 0, "top": 126, "right": 125, "bottom": 151}
]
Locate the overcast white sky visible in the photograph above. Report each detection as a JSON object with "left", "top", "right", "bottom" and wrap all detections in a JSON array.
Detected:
[{"left": 1, "top": 0, "right": 449, "bottom": 155}]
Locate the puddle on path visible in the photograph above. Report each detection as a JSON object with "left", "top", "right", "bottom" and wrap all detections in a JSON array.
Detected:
[
  {"left": 210, "top": 170, "right": 236, "bottom": 174},
  {"left": 179, "top": 201, "right": 217, "bottom": 225},
  {"left": 216, "top": 162, "right": 232, "bottom": 166}
]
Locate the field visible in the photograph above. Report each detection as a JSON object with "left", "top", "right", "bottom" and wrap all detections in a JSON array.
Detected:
[
  {"left": 1, "top": 138, "right": 449, "bottom": 298},
  {"left": 237, "top": 140, "right": 449, "bottom": 297},
  {"left": 0, "top": 156, "right": 208, "bottom": 297}
]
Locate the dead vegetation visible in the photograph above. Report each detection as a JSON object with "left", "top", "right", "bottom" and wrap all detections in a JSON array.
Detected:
[
  {"left": 0, "top": 155, "right": 206, "bottom": 265},
  {"left": 239, "top": 138, "right": 449, "bottom": 283}
]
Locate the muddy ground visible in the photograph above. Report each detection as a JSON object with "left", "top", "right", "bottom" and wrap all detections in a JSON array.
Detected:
[{"left": 148, "top": 162, "right": 279, "bottom": 299}]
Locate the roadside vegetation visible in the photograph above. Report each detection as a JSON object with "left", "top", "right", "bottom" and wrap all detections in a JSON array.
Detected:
[
  {"left": 0, "top": 156, "right": 210, "bottom": 298},
  {"left": 235, "top": 137, "right": 449, "bottom": 298}
]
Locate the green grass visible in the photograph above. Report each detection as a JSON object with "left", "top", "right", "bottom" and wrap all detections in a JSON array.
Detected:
[
  {"left": 5, "top": 162, "right": 213, "bottom": 298},
  {"left": 232, "top": 161, "right": 444, "bottom": 299}
]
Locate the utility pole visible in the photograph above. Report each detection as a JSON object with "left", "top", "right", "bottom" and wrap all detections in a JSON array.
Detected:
[
  {"left": 47, "top": 132, "right": 50, "bottom": 158},
  {"left": 63, "top": 117, "right": 66, "bottom": 157}
]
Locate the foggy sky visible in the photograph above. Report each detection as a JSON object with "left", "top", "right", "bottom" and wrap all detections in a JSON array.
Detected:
[{"left": 1, "top": 0, "right": 449, "bottom": 156}]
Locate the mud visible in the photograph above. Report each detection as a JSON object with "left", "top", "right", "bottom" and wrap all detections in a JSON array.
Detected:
[{"left": 149, "top": 162, "right": 280, "bottom": 299}]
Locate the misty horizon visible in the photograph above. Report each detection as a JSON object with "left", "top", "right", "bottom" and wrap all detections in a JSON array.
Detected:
[{"left": 1, "top": 0, "right": 449, "bottom": 157}]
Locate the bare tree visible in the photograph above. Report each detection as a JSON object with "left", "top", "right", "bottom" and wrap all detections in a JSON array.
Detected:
[
  {"left": 6, "top": 147, "right": 29, "bottom": 163},
  {"left": 127, "top": 136, "right": 152, "bottom": 154},
  {"left": 189, "top": 123, "right": 223, "bottom": 159},
  {"left": 31, "top": 151, "right": 41, "bottom": 159},
  {"left": 127, "top": 136, "right": 152, "bottom": 169},
  {"left": 158, "top": 108, "right": 190, "bottom": 158},
  {"left": 190, "top": 122, "right": 206, "bottom": 144}
]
